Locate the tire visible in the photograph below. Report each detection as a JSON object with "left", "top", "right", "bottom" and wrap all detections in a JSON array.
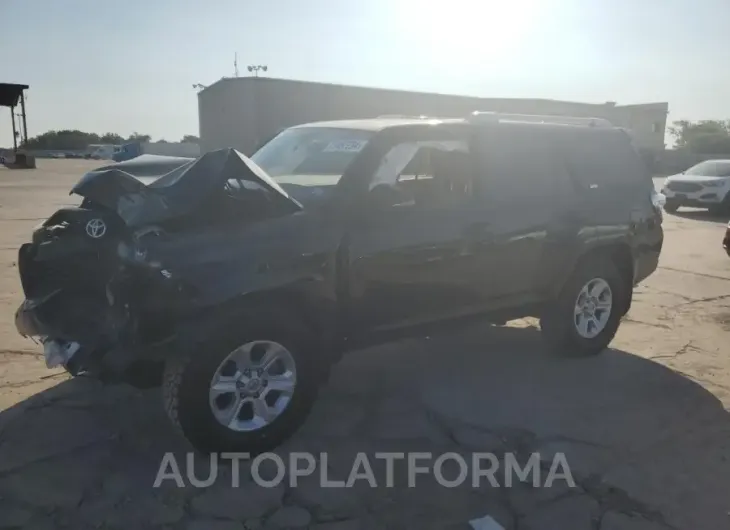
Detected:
[
  {"left": 663, "top": 201, "right": 679, "bottom": 213},
  {"left": 162, "top": 316, "right": 322, "bottom": 454},
  {"left": 540, "top": 256, "right": 627, "bottom": 358}
]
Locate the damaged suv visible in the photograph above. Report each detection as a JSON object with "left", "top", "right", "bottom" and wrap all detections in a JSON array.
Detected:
[{"left": 15, "top": 113, "right": 663, "bottom": 453}]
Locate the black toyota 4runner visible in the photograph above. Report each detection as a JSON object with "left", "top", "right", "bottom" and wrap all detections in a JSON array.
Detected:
[{"left": 14, "top": 112, "right": 664, "bottom": 453}]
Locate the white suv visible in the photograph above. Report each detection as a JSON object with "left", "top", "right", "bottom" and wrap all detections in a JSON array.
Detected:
[{"left": 662, "top": 159, "right": 730, "bottom": 214}]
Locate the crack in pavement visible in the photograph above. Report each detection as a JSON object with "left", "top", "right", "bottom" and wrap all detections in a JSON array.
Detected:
[
  {"left": 584, "top": 474, "right": 680, "bottom": 530},
  {"left": 648, "top": 341, "right": 697, "bottom": 361},
  {"left": 658, "top": 266, "right": 730, "bottom": 283},
  {"left": 677, "top": 294, "right": 730, "bottom": 307},
  {"left": 0, "top": 433, "right": 119, "bottom": 477},
  {"left": 0, "top": 396, "right": 685, "bottom": 530},
  {"left": 0, "top": 379, "right": 61, "bottom": 390},
  {"left": 640, "top": 285, "right": 694, "bottom": 301},
  {"left": 622, "top": 317, "right": 672, "bottom": 330},
  {"left": 422, "top": 406, "right": 672, "bottom": 528},
  {"left": 0, "top": 349, "right": 43, "bottom": 358}
]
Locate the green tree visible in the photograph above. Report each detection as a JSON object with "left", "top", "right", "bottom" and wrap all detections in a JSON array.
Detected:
[
  {"left": 181, "top": 135, "right": 200, "bottom": 144},
  {"left": 23, "top": 130, "right": 101, "bottom": 150},
  {"left": 669, "top": 120, "right": 730, "bottom": 154},
  {"left": 99, "top": 133, "right": 125, "bottom": 144},
  {"left": 127, "top": 132, "right": 151, "bottom": 142}
]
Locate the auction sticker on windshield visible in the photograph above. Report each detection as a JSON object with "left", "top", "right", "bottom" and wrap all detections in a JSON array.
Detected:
[{"left": 322, "top": 140, "right": 366, "bottom": 153}]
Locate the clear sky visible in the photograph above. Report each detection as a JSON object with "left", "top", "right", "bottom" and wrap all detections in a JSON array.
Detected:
[{"left": 1, "top": 0, "right": 729, "bottom": 147}]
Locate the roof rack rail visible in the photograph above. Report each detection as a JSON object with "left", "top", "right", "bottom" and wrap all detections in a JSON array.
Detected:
[
  {"left": 376, "top": 114, "right": 431, "bottom": 119},
  {"left": 468, "top": 111, "right": 613, "bottom": 128}
]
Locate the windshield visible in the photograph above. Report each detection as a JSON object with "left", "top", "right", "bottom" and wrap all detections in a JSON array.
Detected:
[
  {"left": 684, "top": 160, "right": 730, "bottom": 177},
  {"left": 251, "top": 127, "right": 373, "bottom": 194}
]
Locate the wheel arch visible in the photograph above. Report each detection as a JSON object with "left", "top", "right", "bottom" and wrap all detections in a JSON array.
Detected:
[{"left": 170, "top": 285, "right": 339, "bottom": 360}]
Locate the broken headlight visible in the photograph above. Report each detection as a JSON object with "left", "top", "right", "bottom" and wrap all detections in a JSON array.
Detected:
[{"left": 116, "top": 241, "right": 160, "bottom": 268}]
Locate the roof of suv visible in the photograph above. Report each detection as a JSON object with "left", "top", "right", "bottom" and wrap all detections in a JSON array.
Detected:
[
  {"left": 291, "top": 117, "right": 465, "bottom": 131},
  {"left": 291, "top": 115, "right": 625, "bottom": 137}
]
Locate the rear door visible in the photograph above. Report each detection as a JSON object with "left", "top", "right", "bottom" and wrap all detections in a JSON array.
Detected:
[{"left": 470, "top": 123, "right": 579, "bottom": 305}]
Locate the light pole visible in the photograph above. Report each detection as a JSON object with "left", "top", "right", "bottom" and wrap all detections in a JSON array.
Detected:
[
  {"left": 246, "top": 66, "right": 267, "bottom": 151},
  {"left": 247, "top": 65, "right": 268, "bottom": 77}
]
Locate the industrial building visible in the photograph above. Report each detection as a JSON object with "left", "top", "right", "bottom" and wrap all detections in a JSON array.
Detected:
[{"left": 197, "top": 77, "right": 669, "bottom": 156}]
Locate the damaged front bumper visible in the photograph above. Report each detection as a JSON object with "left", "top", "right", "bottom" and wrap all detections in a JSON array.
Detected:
[
  {"left": 15, "top": 287, "right": 182, "bottom": 382},
  {"left": 14, "top": 293, "right": 81, "bottom": 370},
  {"left": 15, "top": 234, "right": 189, "bottom": 382},
  {"left": 15, "top": 289, "right": 139, "bottom": 379}
]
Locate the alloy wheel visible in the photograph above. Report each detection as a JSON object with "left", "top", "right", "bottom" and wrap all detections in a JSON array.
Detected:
[{"left": 208, "top": 340, "right": 297, "bottom": 432}]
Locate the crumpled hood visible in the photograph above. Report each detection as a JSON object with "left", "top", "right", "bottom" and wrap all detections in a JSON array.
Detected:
[
  {"left": 71, "top": 148, "right": 301, "bottom": 227},
  {"left": 80, "top": 154, "right": 196, "bottom": 183}
]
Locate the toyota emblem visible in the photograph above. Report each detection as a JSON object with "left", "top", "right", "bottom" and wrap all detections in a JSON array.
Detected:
[{"left": 85, "top": 218, "right": 107, "bottom": 239}]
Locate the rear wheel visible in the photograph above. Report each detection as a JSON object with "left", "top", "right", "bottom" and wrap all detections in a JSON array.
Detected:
[
  {"left": 162, "top": 318, "right": 321, "bottom": 454},
  {"left": 540, "top": 257, "right": 627, "bottom": 357}
]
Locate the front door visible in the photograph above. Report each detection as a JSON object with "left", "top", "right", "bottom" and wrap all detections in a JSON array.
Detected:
[{"left": 345, "top": 133, "right": 488, "bottom": 337}]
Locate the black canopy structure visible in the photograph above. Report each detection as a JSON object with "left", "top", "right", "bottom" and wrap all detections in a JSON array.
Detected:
[{"left": 0, "top": 83, "right": 29, "bottom": 153}]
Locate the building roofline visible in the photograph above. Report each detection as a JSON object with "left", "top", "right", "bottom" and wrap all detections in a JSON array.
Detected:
[{"left": 199, "top": 76, "right": 668, "bottom": 111}]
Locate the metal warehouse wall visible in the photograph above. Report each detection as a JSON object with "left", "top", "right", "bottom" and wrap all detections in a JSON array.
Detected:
[
  {"left": 198, "top": 78, "right": 668, "bottom": 155},
  {"left": 198, "top": 80, "right": 257, "bottom": 155}
]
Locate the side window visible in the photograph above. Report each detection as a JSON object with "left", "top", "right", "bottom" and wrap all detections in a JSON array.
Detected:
[
  {"left": 560, "top": 130, "right": 646, "bottom": 191},
  {"left": 475, "top": 125, "right": 573, "bottom": 206},
  {"left": 369, "top": 140, "right": 473, "bottom": 209}
]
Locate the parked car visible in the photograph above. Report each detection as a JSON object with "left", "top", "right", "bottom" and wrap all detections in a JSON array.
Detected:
[
  {"left": 13, "top": 112, "right": 664, "bottom": 453},
  {"left": 661, "top": 159, "right": 730, "bottom": 214}
]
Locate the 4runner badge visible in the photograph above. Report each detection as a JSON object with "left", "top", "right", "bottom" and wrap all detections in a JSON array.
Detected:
[{"left": 85, "top": 218, "right": 107, "bottom": 239}]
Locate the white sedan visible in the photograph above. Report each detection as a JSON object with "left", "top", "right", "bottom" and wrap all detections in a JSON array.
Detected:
[{"left": 661, "top": 159, "right": 730, "bottom": 214}]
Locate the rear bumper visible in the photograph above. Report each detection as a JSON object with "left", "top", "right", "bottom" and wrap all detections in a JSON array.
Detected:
[
  {"left": 633, "top": 223, "right": 663, "bottom": 286},
  {"left": 634, "top": 245, "right": 661, "bottom": 285}
]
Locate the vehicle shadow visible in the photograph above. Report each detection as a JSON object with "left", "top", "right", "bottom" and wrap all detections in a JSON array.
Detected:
[{"left": 0, "top": 324, "right": 728, "bottom": 529}]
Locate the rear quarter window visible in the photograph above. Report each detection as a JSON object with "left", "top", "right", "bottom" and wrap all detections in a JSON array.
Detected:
[
  {"left": 474, "top": 124, "right": 575, "bottom": 205},
  {"left": 557, "top": 129, "right": 647, "bottom": 191}
]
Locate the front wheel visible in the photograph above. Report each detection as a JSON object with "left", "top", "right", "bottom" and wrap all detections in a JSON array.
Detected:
[
  {"left": 162, "top": 319, "right": 321, "bottom": 454},
  {"left": 540, "top": 257, "right": 627, "bottom": 357}
]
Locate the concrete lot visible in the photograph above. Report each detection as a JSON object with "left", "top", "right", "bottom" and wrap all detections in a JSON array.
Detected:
[{"left": 0, "top": 160, "right": 728, "bottom": 530}]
